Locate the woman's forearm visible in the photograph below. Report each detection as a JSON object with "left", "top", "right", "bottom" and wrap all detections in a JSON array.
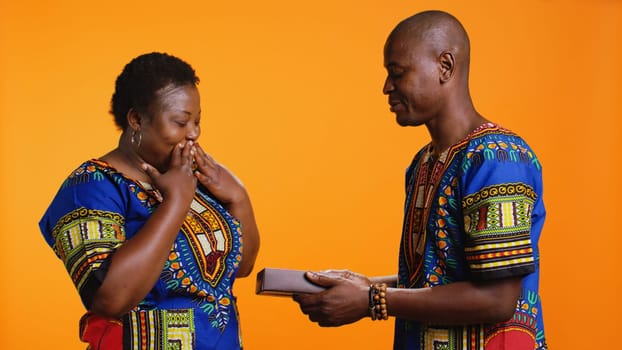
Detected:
[{"left": 90, "top": 198, "right": 190, "bottom": 318}]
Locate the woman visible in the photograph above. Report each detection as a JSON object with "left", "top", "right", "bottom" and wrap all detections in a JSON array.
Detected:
[{"left": 39, "top": 52, "right": 260, "bottom": 350}]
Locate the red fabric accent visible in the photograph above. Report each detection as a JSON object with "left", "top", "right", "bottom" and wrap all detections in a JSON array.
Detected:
[
  {"left": 79, "top": 312, "right": 123, "bottom": 350},
  {"left": 477, "top": 206, "right": 488, "bottom": 231},
  {"left": 486, "top": 327, "right": 536, "bottom": 349}
]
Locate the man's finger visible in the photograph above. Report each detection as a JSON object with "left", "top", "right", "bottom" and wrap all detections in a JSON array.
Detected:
[{"left": 305, "top": 271, "right": 342, "bottom": 287}]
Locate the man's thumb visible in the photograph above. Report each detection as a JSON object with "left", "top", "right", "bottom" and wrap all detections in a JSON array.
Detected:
[{"left": 305, "top": 271, "right": 339, "bottom": 287}]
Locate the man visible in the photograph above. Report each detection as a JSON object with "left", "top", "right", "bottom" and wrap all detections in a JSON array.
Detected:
[{"left": 293, "top": 10, "right": 547, "bottom": 350}]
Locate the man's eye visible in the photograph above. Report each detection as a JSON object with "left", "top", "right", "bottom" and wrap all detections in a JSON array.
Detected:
[{"left": 175, "top": 121, "right": 187, "bottom": 127}]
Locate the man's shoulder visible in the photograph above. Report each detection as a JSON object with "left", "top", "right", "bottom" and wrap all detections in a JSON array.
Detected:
[
  {"left": 460, "top": 124, "right": 542, "bottom": 173},
  {"left": 465, "top": 124, "right": 533, "bottom": 152}
]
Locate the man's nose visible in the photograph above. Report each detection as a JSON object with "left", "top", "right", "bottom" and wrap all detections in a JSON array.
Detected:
[{"left": 382, "top": 76, "right": 394, "bottom": 95}]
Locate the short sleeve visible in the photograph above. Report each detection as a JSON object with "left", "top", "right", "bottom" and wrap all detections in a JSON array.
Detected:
[
  {"left": 39, "top": 162, "right": 128, "bottom": 307},
  {"left": 460, "top": 135, "right": 543, "bottom": 281}
]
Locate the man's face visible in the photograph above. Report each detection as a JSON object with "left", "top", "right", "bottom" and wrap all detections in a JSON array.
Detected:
[{"left": 382, "top": 34, "right": 442, "bottom": 127}]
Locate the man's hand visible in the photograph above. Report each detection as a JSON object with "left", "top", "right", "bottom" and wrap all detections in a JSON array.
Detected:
[{"left": 293, "top": 270, "right": 371, "bottom": 327}]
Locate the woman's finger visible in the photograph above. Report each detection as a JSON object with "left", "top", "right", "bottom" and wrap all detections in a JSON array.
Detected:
[
  {"left": 182, "top": 141, "right": 194, "bottom": 164},
  {"left": 195, "top": 143, "right": 217, "bottom": 169},
  {"left": 169, "top": 142, "right": 185, "bottom": 168},
  {"left": 142, "top": 162, "right": 161, "bottom": 182}
]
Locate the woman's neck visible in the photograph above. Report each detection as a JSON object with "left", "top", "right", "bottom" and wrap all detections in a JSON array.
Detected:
[{"left": 101, "top": 136, "right": 151, "bottom": 183}]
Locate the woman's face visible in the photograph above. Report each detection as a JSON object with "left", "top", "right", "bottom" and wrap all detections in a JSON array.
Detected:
[{"left": 138, "top": 83, "right": 201, "bottom": 172}]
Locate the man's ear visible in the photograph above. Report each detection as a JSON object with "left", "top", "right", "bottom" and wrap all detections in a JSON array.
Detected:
[
  {"left": 126, "top": 108, "right": 142, "bottom": 130},
  {"left": 439, "top": 51, "right": 455, "bottom": 83}
]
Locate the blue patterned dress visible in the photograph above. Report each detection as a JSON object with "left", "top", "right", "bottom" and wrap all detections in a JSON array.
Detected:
[
  {"left": 40, "top": 159, "right": 244, "bottom": 350},
  {"left": 394, "top": 123, "right": 547, "bottom": 350}
]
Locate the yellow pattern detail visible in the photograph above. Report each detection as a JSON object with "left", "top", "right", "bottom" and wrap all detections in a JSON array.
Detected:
[
  {"left": 469, "top": 257, "right": 535, "bottom": 270},
  {"left": 464, "top": 239, "right": 532, "bottom": 252},
  {"left": 501, "top": 202, "right": 515, "bottom": 227}
]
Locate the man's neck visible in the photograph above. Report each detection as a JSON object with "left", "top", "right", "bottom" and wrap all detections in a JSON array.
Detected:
[{"left": 426, "top": 104, "right": 487, "bottom": 156}]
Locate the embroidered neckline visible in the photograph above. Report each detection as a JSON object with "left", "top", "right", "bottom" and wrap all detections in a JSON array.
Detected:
[
  {"left": 427, "top": 122, "right": 498, "bottom": 161},
  {"left": 88, "top": 159, "right": 163, "bottom": 202}
]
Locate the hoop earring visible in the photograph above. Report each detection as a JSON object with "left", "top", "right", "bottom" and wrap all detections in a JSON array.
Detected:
[{"left": 131, "top": 130, "right": 142, "bottom": 149}]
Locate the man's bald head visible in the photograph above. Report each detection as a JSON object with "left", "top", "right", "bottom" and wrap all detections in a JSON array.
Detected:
[
  {"left": 382, "top": 10, "right": 478, "bottom": 127},
  {"left": 386, "top": 10, "right": 471, "bottom": 82}
]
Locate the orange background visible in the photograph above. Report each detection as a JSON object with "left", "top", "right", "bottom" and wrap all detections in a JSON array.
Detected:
[{"left": 1, "top": 0, "right": 621, "bottom": 349}]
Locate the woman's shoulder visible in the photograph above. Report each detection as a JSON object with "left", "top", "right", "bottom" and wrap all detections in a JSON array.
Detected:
[
  {"left": 48, "top": 159, "right": 134, "bottom": 216},
  {"left": 40, "top": 159, "right": 128, "bottom": 246},
  {"left": 63, "top": 159, "right": 114, "bottom": 182}
]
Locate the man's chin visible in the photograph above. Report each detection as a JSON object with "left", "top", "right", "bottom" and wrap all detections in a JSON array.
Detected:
[{"left": 396, "top": 114, "right": 422, "bottom": 127}]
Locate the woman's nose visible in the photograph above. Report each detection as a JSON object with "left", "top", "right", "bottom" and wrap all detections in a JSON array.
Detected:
[{"left": 186, "top": 124, "right": 200, "bottom": 141}]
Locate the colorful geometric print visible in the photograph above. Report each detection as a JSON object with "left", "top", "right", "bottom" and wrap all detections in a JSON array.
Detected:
[
  {"left": 129, "top": 181, "right": 160, "bottom": 209},
  {"left": 422, "top": 325, "right": 485, "bottom": 350},
  {"left": 162, "top": 247, "right": 233, "bottom": 332},
  {"left": 186, "top": 196, "right": 234, "bottom": 286},
  {"left": 394, "top": 123, "right": 547, "bottom": 349},
  {"left": 484, "top": 288, "right": 545, "bottom": 349},
  {"left": 395, "top": 288, "right": 547, "bottom": 350},
  {"left": 40, "top": 159, "right": 244, "bottom": 349},
  {"left": 50, "top": 207, "right": 125, "bottom": 296},
  {"left": 462, "top": 183, "right": 536, "bottom": 280},
  {"left": 405, "top": 300, "right": 543, "bottom": 350},
  {"left": 400, "top": 147, "right": 460, "bottom": 288},
  {"left": 161, "top": 191, "right": 241, "bottom": 333},
  {"left": 62, "top": 161, "right": 104, "bottom": 188},
  {"left": 461, "top": 135, "right": 541, "bottom": 173},
  {"left": 63, "top": 159, "right": 160, "bottom": 209},
  {"left": 124, "top": 309, "right": 196, "bottom": 350}
]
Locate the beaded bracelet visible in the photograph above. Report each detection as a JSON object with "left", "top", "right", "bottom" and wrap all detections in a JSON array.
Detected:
[
  {"left": 368, "top": 285, "right": 377, "bottom": 320},
  {"left": 369, "top": 283, "right": 388, "bottom": 320}
]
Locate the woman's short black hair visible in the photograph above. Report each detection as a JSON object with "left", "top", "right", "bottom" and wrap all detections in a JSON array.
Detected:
[{"left": 110, "top": 52, "right": 200, "bottom": 129}]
